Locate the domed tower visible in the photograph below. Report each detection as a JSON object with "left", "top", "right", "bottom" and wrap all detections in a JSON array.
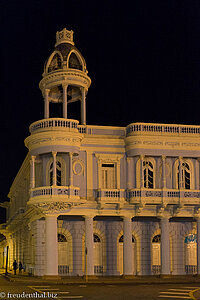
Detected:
[{"left": 39, "top": 28, "right": 91, "bottom": 124}]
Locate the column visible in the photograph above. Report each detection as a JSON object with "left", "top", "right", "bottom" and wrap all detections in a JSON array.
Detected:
[
  {"left": 197, "top": 218, "right": 200, "bottom": 275},
  {"left": 127, "top": 157, "right": 132, "bottom": 189},
  {"left": 30, "top": 156, "right": 36, "bottom": 189},
  {"left": 84, "top": 216, "right": 94, "bottom": 275},
  {"left": 160, "top": 217, "right": 170, "bottom": 275},
  {"left": 123, "top": 217, "right": 133, "bottom": 275},
  {"left": 179, "top": 156, "right": 183, "bottom": 189},
  {"left": 81, "top": 88, "right": 86, "bottom": 125},
  {"left": 140, "top": 155, "right": 144, "bottom": 188},
  {"left": 62, "top": 84, "right": 68, "bottom": 118},
  {"left": 45, "top": 215, "right": 58, "bottom": 276},
  {"left": 44, "top": 89, "right": 50, "bottom": 119},
  {"left": 52, "top": 151, "right": 57, "bottom": 186},
  {"left": 162, "top": 155, "right": 166, "bottom": 188},
  {"left": 69, "top": 152, "right": 73, "bottom": 186}
]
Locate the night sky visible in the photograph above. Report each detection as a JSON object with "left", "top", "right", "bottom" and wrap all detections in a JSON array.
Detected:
[{"left": 0, "top": 0, "right": 200, "bottom": 221}]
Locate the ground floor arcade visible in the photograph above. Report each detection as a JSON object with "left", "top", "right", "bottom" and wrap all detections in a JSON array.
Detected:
[{"left": 2, "top": 216, "right": 200, "bottom": 277}]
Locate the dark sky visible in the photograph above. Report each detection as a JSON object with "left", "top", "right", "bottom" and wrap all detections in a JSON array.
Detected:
[{"left": 0, "top": 0, "right": 200, "bottom": 220}]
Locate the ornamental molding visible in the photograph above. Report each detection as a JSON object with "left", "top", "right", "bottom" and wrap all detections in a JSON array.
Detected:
[
  {"left": 95, "top": 153, "right": 124, "bottom": 162},
  {"left": 182, "top": 142, "right": 200, "bottom": 147},
  {"left": 143, "top": 141, "right": 163, "bottom": 146},
  {"left": 32, "top": 201, "right": 82, "bottom": 214},
  {"left": 72, "top": 159, "right": 85, "bottom": 176}
]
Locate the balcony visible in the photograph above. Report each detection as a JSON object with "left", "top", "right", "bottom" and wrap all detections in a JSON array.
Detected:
[
  {"left": 128, "top": 188, "right": 200, "bottom": 206},
  {"left": 96, "top": 189, "right": 126, "bottom": 204},
  {"left": 29, "top": 118, "right": 79, "bottom": 134},
  {"left": 29, "top": 186, "right": 81, "bottom": 204}
]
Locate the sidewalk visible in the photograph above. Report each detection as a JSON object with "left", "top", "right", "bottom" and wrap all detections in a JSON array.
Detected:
[{"left": 2, "top": 270, "right": 200, "bottom": 285}]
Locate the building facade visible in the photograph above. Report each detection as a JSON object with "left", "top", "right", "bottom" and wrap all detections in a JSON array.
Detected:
[{"left": 1, "top": 28, "right": 200, "bottom": 277}]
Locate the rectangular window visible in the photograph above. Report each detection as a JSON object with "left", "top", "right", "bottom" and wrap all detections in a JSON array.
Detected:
[{"left": 101, "top": 163, "right": 116, "bottom": 189}]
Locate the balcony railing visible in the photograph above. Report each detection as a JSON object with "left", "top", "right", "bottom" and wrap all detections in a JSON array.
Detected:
[
  {"left": 126, "top": 122, "right": 200, "bottom": 136},
  {"left": 152, "top": 265, "right": 161, "bottom": 275},
  {"left": 128, "top": 188, "right": 200, "bottom": 205},
  {"left": 30, "top": 186, "right": 80, "bottom": 200},
  {"left": 185, "top": 265, "right": 197, "bottom": 274},
  {"left": 96, "top": 189, "right": 125, "bottom": 203},
  {"left": 29, "top": 118, "right": 79, "bottom": 133}
]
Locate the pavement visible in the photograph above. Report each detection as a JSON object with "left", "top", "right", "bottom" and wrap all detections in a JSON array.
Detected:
[{"left": 1, "top": 269, "right": 200, "bottom": 286}]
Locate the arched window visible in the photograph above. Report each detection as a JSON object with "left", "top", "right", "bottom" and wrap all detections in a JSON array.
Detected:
[
  {"left": 143, "top": 160, "right": 154, "bottom": 188},
  {"left": 68, "top": 53, "right": 82, "bottom": 70},
  {"left": 49, "top": 161, "right": 62, "bottom": 186},
  {"left": 94, "top": 234, "right": 101, "bottom": 243},
  {"left": 177, "top": 162, "right": 191, "bottom": 189},
  {"left": 58, "top": 233, "right": 67, "bottom": 242},
  {"left": 152, "top": 234, "right": 161, "bottom": 243},
  {"left": 48, "top": 53, "right": 62, "bottom": 72},
  {"left": 119, "top": 235, "right": 135, "bottom": 243}
]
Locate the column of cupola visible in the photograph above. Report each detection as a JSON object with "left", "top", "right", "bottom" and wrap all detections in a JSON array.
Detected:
[{"left": 43, "top": 86, "right": 87, "bottom": 123}]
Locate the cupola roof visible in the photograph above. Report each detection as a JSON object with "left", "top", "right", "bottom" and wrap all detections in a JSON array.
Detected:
[{"left": 43, "top": 28, "right": 86, "bottom": 75}]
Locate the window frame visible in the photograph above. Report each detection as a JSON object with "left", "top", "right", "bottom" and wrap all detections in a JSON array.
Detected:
[{"left": 46, "top": 156, "right": 66, "bottom": 186}]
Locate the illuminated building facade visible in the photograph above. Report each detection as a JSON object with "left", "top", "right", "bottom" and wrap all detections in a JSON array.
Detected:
[{"left": 1, "top": 29, "right": 200, "bottom": 277}]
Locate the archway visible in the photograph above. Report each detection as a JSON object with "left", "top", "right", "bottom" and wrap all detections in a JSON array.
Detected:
[
  {"left": 94, "top": 234, "right": 103, "bottom": 274},
  {"left": 185, "top": 234, "right": 197, "bottom": 274},
  {"left": 152, "top": 234, "right": 161, "bottom": 275},
  {"left": 58, "top": 233, "right": 70, "bottom": 275}
]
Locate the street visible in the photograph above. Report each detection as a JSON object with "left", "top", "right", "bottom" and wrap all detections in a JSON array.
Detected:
[{"left": 0, "top": 276, "right": 199, "bottom": 300}]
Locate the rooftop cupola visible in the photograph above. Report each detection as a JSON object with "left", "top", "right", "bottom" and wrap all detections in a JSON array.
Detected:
[{"left": 39, "top": 28, "right": 91, "bottom": 125}]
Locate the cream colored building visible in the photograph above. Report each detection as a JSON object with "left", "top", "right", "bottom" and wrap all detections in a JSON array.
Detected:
[{"left": 1, "top": 28, "right": 200, "bottom": 277}]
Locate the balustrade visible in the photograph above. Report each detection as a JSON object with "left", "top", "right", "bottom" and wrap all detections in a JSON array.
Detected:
[
  {"left": 126, "top": 122, "right": 200, "bottom": 136},
  {"left": 128, "top": 188, "right": 200, "bottom": 205},
  {"left": 30, "top": 186, "right": 80, "bottom": 199},
  {"left": 96, "top": 189, "right": 125, "bottom": 203},
  {"left": 30, "top": 118, "right": 79, "bottom": 133}
]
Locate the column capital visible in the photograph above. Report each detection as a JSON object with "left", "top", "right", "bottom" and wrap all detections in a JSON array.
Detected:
[
  {"left": 62, "top": 83, "right": 68, "bottom": 89},
  {"left": 52, "top": 151, "right": 57, "bottom": 157},
  {"left": 30, "top": 155, "right": 36, "bottom": 163},
  {"left": 127, "top": 157, "right": 132, "bottom": 163},
  {"left": 179, "top": 156, "right": 183, "bottom": 160},
  {"left": 80, "top": 87, "right": 85, "bottom": 93},
  {"left": 140, "top": 155, "right": 145, "bottom": 160},
  {"left": 69, "top": 152, "right": 73, "bottom": 158},
  {"left": 83, "top": 215, "right": 95, "bottom": 220},
  {"left": 162, "top": 155, "right": 166, "bottom": 161},
  {"left": 44, "top": 88, "right": 50, "bottom": 95},
  {"left": 122, "top": 216, "right": 133, "bottom": 221},
  {"left": 45, "top": 214, "right": 58, "bottom": 219},
  {"left": 157, "top": 208, "right": 171, "bottom": 220}
]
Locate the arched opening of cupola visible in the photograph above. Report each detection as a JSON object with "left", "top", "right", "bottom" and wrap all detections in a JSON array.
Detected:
[
  {"left": 68, "top": 53, "right": 82, "bottom": 70},
  {"left": 49, "top": 85, "right": 63, "bottom": 118},
  {"left": 48, "top": 53, "right": 62, "bottom": 73}
]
